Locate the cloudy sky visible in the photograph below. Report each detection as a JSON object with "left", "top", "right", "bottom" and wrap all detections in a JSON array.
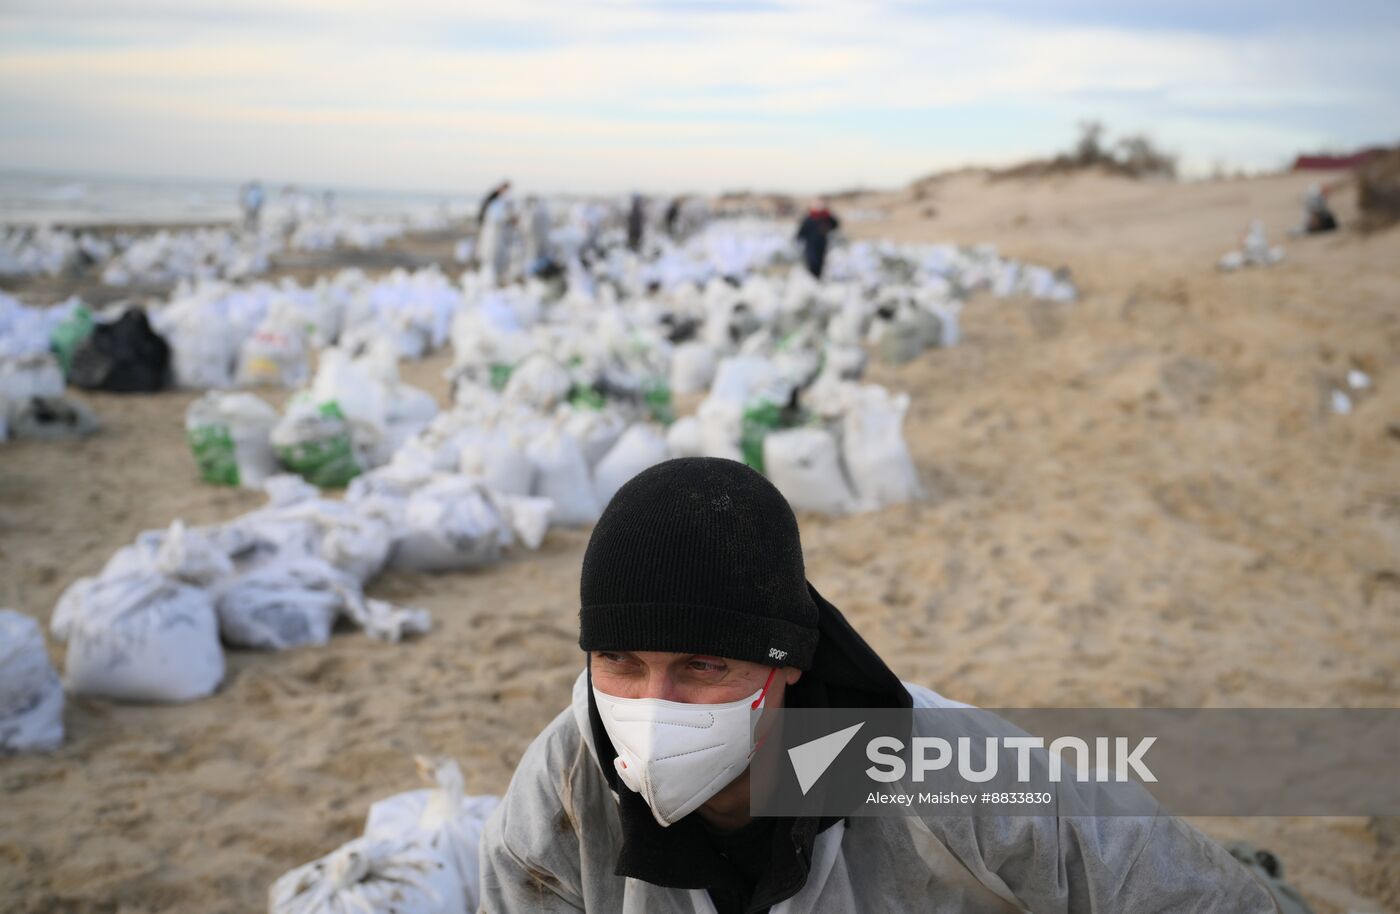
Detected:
[{"left": 1, "top": 0, "right": 1396, "bottom": 195}]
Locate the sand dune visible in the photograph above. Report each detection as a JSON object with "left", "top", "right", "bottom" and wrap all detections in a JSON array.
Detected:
[{"left": 3, "top": 171, "right": 1398, "bottom": 913}]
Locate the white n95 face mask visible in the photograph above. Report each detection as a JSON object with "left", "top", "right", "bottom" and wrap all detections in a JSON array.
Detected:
[{"left": 593, "top": 670, "right": 776, "bottom": 827}]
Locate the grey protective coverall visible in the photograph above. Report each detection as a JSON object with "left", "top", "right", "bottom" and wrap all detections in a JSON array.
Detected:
[{"left": 478, "top": 672, "right": 1278, "bottom": 913}]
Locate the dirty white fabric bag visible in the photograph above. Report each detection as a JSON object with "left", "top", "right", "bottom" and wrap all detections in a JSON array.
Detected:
[
  {"left": 269, "top": 835, "right": 464, "bottom": 914},
  {"left": 696, "top": 397, "right": 744, "bottom": 462},
  {"left": 0, "top": 609, "right": 64, "bottom": 752},
  {"left": 502, "top": 353, "right": 571, "bottom": 410},
  {"left": 0, "top": 354, "right": 64, "bottom": 405},
  {"left": 53, "top": 519, "right": 234, "bottom": 645},
  {"left": 593, "top": 424, "right": 669, "bottom": 506},
  {"left": 163, "top": 308, "right": 239, "bottom": 389},
  {"left": 363, "top": 757, "right": 502, "bottom": 914},
  {"left": 925, "top": 300, "right": 962, "bottom": 347},
  {"left": 372, "top": 383, "right": 439, "bottom": 468},
  {"left": 62, "top": 571, "right": 225, "bottom": 702},
  {"left": 457, "top": 426, "right": 534, "bottom": 496},
  {"left": 236, "top": 317, "right": 309, "bottom": 388},
  {"left": 709, "top": 355, "right": 790, "bottom": 407},
  {"left": 561, "top": 406, "right": 627, "bottom": 468},
  {"left": 842, "top": 387, "right": 922, "bottom": 509},
  {"left": 213, "top": 557, "right": 355, "bottom": 650},
  {"left": 665, "top": 415, "right": 704, "bottom": 459},
  {"left": 526, "top": 427, "right": 601, "bottom": 527},
  {"left": 152, "top": 520, "right": 237, "bottom": 585},
  {"left": 234, "top": 487, "right": 391, "bottom": 584},
  {"left": 185, "top": 392, "right": 280, "bottom": 488},
  {"left": 763, "top": 427, "right": 856, "bottom": 515},
  {"left": 392, "top": 477, "right": 514, "bottom": 572},
  {"left": 669, "top": 341, "right": 718, "bottom": 395}
]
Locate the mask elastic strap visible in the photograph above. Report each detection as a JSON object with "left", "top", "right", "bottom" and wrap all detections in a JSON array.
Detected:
[{"left": 752, "top": 667, "right": 778, "bottom": 710}]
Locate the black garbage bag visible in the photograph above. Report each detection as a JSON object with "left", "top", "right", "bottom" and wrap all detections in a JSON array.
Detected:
[{"left": 69, "top": 308, "right": 171, "bottom": 393}]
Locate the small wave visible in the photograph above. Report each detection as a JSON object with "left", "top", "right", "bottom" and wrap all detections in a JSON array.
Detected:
[{"left": 43, "top": 183, "right": 89, "bottom": 201}]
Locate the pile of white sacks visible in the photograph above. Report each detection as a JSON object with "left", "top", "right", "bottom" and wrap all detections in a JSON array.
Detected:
[
  {"left": 48, "top": 478, "right": 435, "bottom": 704},
  {"left": 0, "top": 292, "right": 84, "bottom": 359},
  {"left": 1, "top": 213, "right": 439, "bottom": 283},
  {"left": 181, "top": 221, "right": 1077, "bottom": 523},
  {"left": 101, "top": 227, "right": 281, "bottom": 286},
  {"left": 17, "top": 221, "right": 1079, "bottom": 715},
  {"left": 0, "top": 226, "right": 121, "bottom": 277},
  {"left": 1218, "top": 219, "right": 1285, "bottom": 271},
  {"left": 0, "top": 295, "right": 90, "bottom": 442},
  {"left": 271, "top": 756, "right": 499, "bottom": 914},
  {"left": 424, "top": 222, "right": 1079, "bottom": 520},
  {"left": 186, "top": 337, "right": 442, "bottom": 488},
  {"left": 288, "top": 216, "right": 415, "bottom": 253},
  {"left": 1, "top": 295, "right": 67, "bottom": 441},
  {"left": 154, "top": 266, "right": 463, "bottom": 391}
]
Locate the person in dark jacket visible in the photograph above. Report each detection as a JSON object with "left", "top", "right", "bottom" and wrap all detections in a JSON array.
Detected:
[
  {"left": 1303, "top": 184, "right": 1338, "bottom": 234},
  {"left": 795, "top": 201, "right": 840, "bottom": 278},
  {"left": 477, "top": 180, "right": 511, "bottom": 227},
  {"left": 664, "top": 196, "right": 684, "bottom": 239},
  {"left": 627, "top": 194, "right": 646, "bottom": 252}
]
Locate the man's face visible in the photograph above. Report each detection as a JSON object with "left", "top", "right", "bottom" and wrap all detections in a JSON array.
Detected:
[{"left": 591, "top": 650, "right": 800, "bottom": 706}]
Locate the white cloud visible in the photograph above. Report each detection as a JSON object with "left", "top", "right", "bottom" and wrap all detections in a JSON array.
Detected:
[{"left": 0, "top": 1, "right": 1395, "bottom": 192}]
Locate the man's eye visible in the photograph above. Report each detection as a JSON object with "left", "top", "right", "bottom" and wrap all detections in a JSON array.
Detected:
[
  {"left": 688, "top": 660, "right": 725, "bottom": 673},
  {"left": 598, "top": 652, "right": 630, "bottom": 664}
]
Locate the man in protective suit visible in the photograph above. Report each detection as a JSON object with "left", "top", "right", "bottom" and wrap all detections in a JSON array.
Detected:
[{"left": 479, "top": 457, "right": 1280, "bottom": 913}]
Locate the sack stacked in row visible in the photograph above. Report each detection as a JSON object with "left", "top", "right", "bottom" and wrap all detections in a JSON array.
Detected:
[
  {"left": 346, "top": 458, "right": 553, "bottom": 573},
  {"left": 0, "top": 227, "right": 120, "bottom": 278},
  {"left": 102, "top": 227, "right": 277, "bottom": 286},
  {"left": 288, "top": 216, "right": 410, "bottom": 253},
  {"left": 271, "top": 757, "right": 500, "bottom": 914},
  {"left": 0, "top": 609, "right": 65, "bottom": 752},
  {"left": 0, "top": 297, "right": 108, "bottom": 441},
  {"left": 186, "top": 344, "right": 439, "bottom": 488},
  {"left": 0, "top": 351, "right": 99, "bottom": 443},
  {"left": 186, "top": 222, "right": 1078, "bottom": 521},
  {"left": 685, "top": 355, "right": 922, "bottom": 515},
  {"left": 49, "top": 484, "right": 433, "bottom": 702},
  {"left": 154, "top": 267, "right": 465, "bottom": 391},
  {"left": 51, "top": 521, "right": 231, "bottom": 702},
  {"left": 381, "top": 386, "right": 670, "bottom": 532}
]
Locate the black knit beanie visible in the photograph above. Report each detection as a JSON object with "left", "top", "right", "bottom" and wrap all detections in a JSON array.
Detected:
[{"left": 579, "top": 457, "right": 819, "bottom": 669}]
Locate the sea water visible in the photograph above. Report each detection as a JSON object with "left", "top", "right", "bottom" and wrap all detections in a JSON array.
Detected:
[{"left": 0, "top": 169, "right": 470, "bottom": 227}]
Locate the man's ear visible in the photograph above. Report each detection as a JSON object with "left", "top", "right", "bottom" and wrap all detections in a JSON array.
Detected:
[{"left": 782, "top": 667, "right": 803, "bottom": 686}]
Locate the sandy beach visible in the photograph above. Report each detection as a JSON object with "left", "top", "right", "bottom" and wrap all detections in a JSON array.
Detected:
[{"left": 3, "top": 170, "right": 1398, "bottom": 913}]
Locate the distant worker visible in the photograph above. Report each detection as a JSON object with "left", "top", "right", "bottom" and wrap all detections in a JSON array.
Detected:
[
  {"left": 478, "top": 191, "right": 517, "bottom": 285},
  {"left": 627, "top": 194, "right": 646, "bottom": 252},
  {"left": 239, "top": 181, "right": 264, "bottom": 232},
  {"left": 795, "top": 199, "right": 840, "bottom": 278},
  {"left": 664, "top": 196, "right": 683, "bottom": 239},
  {"left": 523, "top": 195, "right": 554, "bottom": 275},
  {"left": 1302, "top": 184, "right": 1338, "bottom": 234},
  {"left": 574, "top": 199, "right": 606, "bottom": 257},
  {"left": 478, "top": 179, "right": 511, "bottom": 227}
]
